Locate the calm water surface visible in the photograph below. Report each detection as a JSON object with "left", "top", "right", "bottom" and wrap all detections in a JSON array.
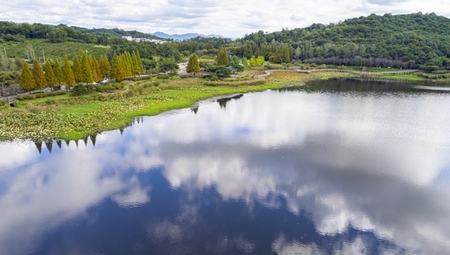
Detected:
[{"left": 1, "top": 80, "right": 450, "bottom": 254}]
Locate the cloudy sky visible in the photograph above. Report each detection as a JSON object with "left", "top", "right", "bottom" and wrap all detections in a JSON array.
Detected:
[{"left": 1, "top": 0, "right": 450, "bottom": 38}]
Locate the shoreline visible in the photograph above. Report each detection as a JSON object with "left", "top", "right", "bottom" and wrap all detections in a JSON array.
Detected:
[
  {"left": 0, "top": 82, "right": 285, "bottom": 142},
  {"left": 3, "top": 70, "right": 431, "bottom": 143}
]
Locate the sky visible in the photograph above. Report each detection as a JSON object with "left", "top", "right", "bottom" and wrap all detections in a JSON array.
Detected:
[{"left": 1, "top": 0, "right": 450, "bottom": 38}]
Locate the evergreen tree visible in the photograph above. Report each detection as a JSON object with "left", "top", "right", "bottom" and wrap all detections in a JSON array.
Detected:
[
  {"left": 63, "top": 56, "right": 75, "bottom": 89},
  {"left": 216, "top": 47, "right": 229, "bottom": 65},
  {"left": 20, "top": 60, "right": 35, "bottom": 92},
  {"left": 99, "top": 55, "right": 110, "bottom": 78},
  {"left": 32, "top": 59, "right": 47, "bottom": 90},
  {"left": 44, "top": 60, "right": 56, "bottom": 89},
  {"left": 111, "top": 52, "right": 125, "bottom": 82},
  {"left": 131, "top": 51, "right": 141, "bottom": 76},
  {"left": 186, "top": 53, "right": 201, "bottom": 76},
  {"left": 72, "top": 57, "right": 82, "bottom": 83},
  {"left": 135, "top": 51, "right": 144, "bottom": 74},
  {"left": 124, "top": 52, "right": 133, "bottom": 77},
  {"left": 92, "top": 58, "right": 102, "bottom": 82},
  {"left": 53, "top": 59, "right": 64, "bottom": 85},
  {"left": 81, "top": 53, "right": 94, "bottom": 83}
]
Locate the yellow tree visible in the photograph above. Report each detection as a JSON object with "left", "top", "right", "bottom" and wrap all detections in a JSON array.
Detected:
[
  {"left": 20, "top": 60, "right": 35, "bottom": 92},
  {"left": 99, "top": 55, "right": 110, "bottom": 78},
  {"left": 186, "top": 53, "right": 201, "bottom": 76},
  {"left": 81, "top": 52, "right": 94, "bottom": 83},
  {"left": 110, "top": 52, "right": 126, "bottom": 82},
  {"left": 32, "top": 59, "right": 47, "bottom": 91},
  {"left": 53, "top": 59, "right": 64, "bottom": 85},
  {"left": 72, "top": 57, "right": 82, "bottom": 83},
  {"left": 63, "top": 56, "right": 75, "bottom": 89},
  {"left": 216, "top": 47, "right": 229, "bottom": 66},
  {"left": 92, "top": 58, "right": 102, "bottom": 82},
  {"left": 131, "top": 51, "right": 141, "bottom": 76},
  {"left": 44, "top": 60, "right": 56, "bottom": 89}
]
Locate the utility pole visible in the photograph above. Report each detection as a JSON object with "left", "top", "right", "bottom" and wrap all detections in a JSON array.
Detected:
[
  {"left": 3, "top": 47, "right": 7, "bottom": 58},
  {"left": 42, "top": 49, "right": 45, "bottom": 62}
]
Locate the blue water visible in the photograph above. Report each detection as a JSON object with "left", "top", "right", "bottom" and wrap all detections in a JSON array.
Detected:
[{"left": 1, "top": 81, "right": 450, "bottom": 254}]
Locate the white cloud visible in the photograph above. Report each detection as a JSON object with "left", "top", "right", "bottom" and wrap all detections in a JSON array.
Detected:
[{"left": 0, "top": 0, "right": 449, "bottom": 37}]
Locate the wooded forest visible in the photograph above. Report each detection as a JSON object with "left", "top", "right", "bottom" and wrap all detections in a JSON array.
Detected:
[{"left": 1, "top": 12, "right": 450, "bottom": 71}]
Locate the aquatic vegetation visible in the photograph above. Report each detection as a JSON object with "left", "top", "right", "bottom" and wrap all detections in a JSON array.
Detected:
[{"left": 1, "top": 71, "right": 354, "bottom": 141}]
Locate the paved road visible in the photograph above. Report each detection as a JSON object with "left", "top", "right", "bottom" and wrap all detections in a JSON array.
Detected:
[{"left": 254, "top": 69, "right": 419, "bottom": 78}]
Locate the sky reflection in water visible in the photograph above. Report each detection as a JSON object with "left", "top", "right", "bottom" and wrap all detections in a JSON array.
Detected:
[{"left": 1, "top": 85, "right": 450, "bottom": 254}]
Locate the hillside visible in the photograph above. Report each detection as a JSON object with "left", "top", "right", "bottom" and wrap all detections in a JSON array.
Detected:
[
  {"left": 238, "top": 12, "right": 450, "bottom": 68},
  {"left": 1, "top": 39, "right": 110, "bottom": 61}
]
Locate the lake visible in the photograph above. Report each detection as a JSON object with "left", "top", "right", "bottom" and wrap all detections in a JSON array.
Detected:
[{"left": 1, "top": 80, "right": 450, "bottom": 254}]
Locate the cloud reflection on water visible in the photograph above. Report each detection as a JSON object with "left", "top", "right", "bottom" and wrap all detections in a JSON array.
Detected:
[{"left": 1, "top": 90, "right": 450, "bottom": 254}]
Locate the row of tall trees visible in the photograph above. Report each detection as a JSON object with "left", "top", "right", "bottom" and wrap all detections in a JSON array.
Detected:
[
  {"left": 110, "top": 51, "right": 144, "bottom": 81},
  {"left": 20, "top": 50, "right": 143, "bottom": 91}
]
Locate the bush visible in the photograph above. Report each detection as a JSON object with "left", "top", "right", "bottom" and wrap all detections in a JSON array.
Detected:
[
  {"left": 17, "top": 94, "right": 35, "bottom": 100},
  {"left": 157, "top": 74, "right": 170, "bottom": 79},
  {"left": 112, "top": 83, "right": 124, "bottom": 89},
  {"left": 72, "top": 84, "right": 96, "bottom": 95},
  {"left": 96, "top": 85, "right": 115, "bottom": 92},
  {"left": 131, "top": 75, "right": 152, "bottom": 81},
  {"left": 421, "top": 65, "right": 440, "bottom": 73}
]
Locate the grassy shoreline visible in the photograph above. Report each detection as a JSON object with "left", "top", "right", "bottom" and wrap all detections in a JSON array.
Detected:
[{"left": 4, "top": 69, "right": 441, "bottom": 142}]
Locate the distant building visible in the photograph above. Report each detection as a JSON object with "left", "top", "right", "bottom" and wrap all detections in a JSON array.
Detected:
[
  {"left": 122, "top": 36, "right": 133, "bottom": 41},
  {"left": 122, "top": 36, "right": 165, "bottom": 44}
]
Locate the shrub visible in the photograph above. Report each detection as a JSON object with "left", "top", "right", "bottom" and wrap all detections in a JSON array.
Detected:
[
  {"left": 131, "top": 75, "right": 152, "bottom": 81},
  {"left": 18, "top": 94, "right": 37, "bottom": 100},
  {"left": 96, "top": 85, "right": 115, "bottom": 92},
  {"left": 72, "top": 84, "right": 96, "bottom": 95},
  {"left": 112, "top": 83, "right": 124, "bottom": 89},
  {"left": 157, "top": 74, "right": 170, "bottom": 79}
]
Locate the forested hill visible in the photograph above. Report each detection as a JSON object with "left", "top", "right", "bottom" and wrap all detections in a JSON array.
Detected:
[
  {"left": 238, "top": 13, "right": 450, "bottom": 68},
  {"left": 0, "top": 22, "right": 161, "bottom": 44}
]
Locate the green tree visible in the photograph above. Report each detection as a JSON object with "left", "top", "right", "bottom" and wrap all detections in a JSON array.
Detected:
[
  {"left": 186, "top": 53, "right": 201, "bottom": 76},
  {"left": 32, "top": 59, "right": 47, "bottom": 90},
  {"left": 216, "top": 47, "right": 229, "bottom": 65},
  {"left": 135, "top": 51, "right": 144, "bottom": 74},
  {"left": 159, "top": 58, "right": 179, "bottom": 73},
  {"left": 44, "top": 59, "right": 56, "bottom": 89},
  {"left": 124, "top": 52, "right": 133, "bottom": 77},
  {"left": 131, "top": 51, "right": 143, "bottom": 76},
  {"left": 63, "top": 56, "right": 75, "bottom": 89},
  {"left": 20, "top": 60, "right": 35, "bottom": 92}
]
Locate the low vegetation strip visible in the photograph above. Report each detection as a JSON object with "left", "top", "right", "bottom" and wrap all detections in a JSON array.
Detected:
[{"left": 1, "top": 71, "right": 352, "bottom": 141}]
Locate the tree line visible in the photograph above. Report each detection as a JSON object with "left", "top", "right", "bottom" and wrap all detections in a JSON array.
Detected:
[
  {"left": 0, "top": 22, "right": 160, "bottom": 45},
  {"left": 236, "top": 13, "right": 450, "bottom": 68},
  {"left": 20, "top": 49, "right": 143, "bottom": 92}
]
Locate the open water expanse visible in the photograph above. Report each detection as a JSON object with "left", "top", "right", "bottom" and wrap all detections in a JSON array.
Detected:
[{"left": 1, "top": 80, "right": 450, "bottom": 254}]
